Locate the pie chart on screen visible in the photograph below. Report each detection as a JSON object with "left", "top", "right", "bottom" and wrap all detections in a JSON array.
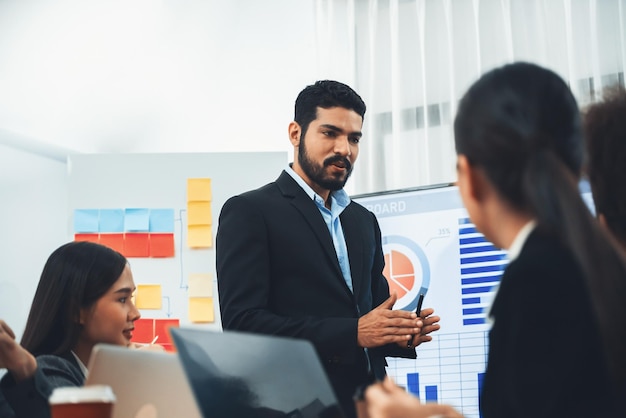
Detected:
[
  {"left": 384, "top": 250, "right": 415, "bottom": 298},
  {"left": 382, "top": 235, "right": 430, "bottom": 311}
]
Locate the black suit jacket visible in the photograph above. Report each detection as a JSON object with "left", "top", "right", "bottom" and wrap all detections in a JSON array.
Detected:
[
  {"left": 481, "top": 229, "right": 619, "bottom": 418},
  {"left": 216, "top": 171, "right": 415, "bottom": 416}
]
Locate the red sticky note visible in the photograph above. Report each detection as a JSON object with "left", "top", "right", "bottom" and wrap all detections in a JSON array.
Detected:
[
  {"left": 74, "top": 233, "right": 99, "bottom": 243},
  {"left": 154, "top": 318, "right": 180, "bottom": 345},
  {"left": 124, "top": 233, "right": 150, "bottom": 257},
  {"left": 150, "top": 233, "right": 175, "bottom": 258},
  {"left": 131, "top": 318, "right": 154, "bottom": 343},
  {"left": 99, "top": 233, "right": 125, "bottom": 254}
]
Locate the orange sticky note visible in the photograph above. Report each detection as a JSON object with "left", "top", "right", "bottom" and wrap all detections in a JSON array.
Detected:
[
  {"left": 131, "top": 318, "right": 155, "bottom": 344},
  {"left": 124, "top": 233, "right": 150, "bottom": 257},
  {"left": 150, "top": 233, "right": 175, "bottom": 257},
  {"left": 154, "top": 319, "right": 180, "bottom": 345},
  {"left": 99, "top": 233, "right": 125, "bottom": 253},
  {"left": 75, "top": 233, "right": 99, "bottom": 244}
]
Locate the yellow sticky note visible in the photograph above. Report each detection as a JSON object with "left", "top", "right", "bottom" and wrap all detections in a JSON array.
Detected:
[
  {"left": 187, "top": 225, "right": 212, "bottom": 248},
  {"left": 187, "top": 178, "right": 212, "bottom": 202},
  {"left": 135, "top": 284, "right": 162, "bottom": 309},
  {"left": 187, "top": 201, "right": 212, "bottom": 226},
  {"left": 188, "top": 297, "right": 214, "bottom": 323},
  {"left": 189, "top": 273, "right": 213, "bottom": 297}
]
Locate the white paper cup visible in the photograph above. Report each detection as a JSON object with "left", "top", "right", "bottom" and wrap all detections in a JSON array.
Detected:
[{"left": 49, "top": 385, "right": 116, "bottom": 418}]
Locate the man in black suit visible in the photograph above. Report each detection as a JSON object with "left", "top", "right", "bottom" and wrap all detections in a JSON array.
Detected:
[{"left": 216, "top": 80, "right": 440, "bottom": 418}]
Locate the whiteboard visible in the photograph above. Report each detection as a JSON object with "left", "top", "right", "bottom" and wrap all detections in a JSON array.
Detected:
[{"left": 68, "top": 152, "right": 288, "bottom": 331}]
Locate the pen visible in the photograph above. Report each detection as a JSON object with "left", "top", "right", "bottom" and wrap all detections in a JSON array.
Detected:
[
  {"left": 151, "top": 335, "right": 159, "bottom": 345},
  {"left": 407, "top": 293, "right": 425, "bottom": 349}
]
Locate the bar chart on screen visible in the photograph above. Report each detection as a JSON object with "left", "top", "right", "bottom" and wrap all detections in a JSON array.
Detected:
[
  {"left": 354, "top": 186, "right": 508, "bottom": 418},
  {"left": 354, "top": 182, "right": 594, "bottom": 418},
  {"left": 386, "top": 331, "right": 489, "bottom": 418}
]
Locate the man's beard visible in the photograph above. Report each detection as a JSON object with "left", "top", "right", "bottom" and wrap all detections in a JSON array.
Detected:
[{"left": 298, "top": 137, "right": 353, "bottom": 191}]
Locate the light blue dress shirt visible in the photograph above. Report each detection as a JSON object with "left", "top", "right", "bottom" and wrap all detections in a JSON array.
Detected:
[{"left": 286, "top": 166, "right": 353, "bottom": 292}]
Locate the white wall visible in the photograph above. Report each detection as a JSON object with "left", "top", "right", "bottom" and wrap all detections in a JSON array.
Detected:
[
  {"left": 0, "top": 0, "right": 318, "bottom": 339},
  {"left": 0, "top": 0, "right": 318, "bottom": 157},
  {"left": 0, "top": 141, "right": 68, "bottom": 337}
]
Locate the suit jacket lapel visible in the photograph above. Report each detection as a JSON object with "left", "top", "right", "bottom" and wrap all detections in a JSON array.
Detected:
[
  {"left": 276, "top": 171, "right": 345, "bottom": 280},
  {"left": 341, "top": 204, "right": 365, "bottom": 299}
]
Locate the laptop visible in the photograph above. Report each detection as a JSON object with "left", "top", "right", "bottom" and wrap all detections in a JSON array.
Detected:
[
  {"left": 85, "top": 343, "right": 202, "bottom": 418},
  {"left": 169, "top": 327, "right": 345, "bottom": 418}
]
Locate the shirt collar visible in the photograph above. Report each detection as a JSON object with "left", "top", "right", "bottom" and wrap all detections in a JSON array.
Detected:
[
  {"left": 507, "top": 220, "right": 537, "bottom": 261},
  {"left": 285, "top": 165, "right": 351, "bottom": 209},
  {"left": 71, "top": 350, "right": 88, "bottom": 378}
]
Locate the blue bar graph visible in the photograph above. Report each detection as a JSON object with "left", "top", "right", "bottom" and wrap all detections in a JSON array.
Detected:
[
  {"left": 462, "top": 307, "right": 484, "bottom": 315},
  {"left": 462, "top": 286, "right": 493, "bottom": 295},
  {"left": 425, "top": 385, "right": 438, "bottom": 402},
  {"left": 462, "top": 276, "right": 501, "bottom": 285},
  {"left": 458, "top": 218, "right": 507, "bottom": 326},
  {"left": 407, "top": 372, "right": 420, "bottom": 396},
  {"left": 460, "top": 244, "right": 498, "bottom": 254},
  {"left": 406, "top": 373, "right": 440, "bottom": 403},
  {"left": 459, "top": 236, "right": 489, "bottom": 245}
]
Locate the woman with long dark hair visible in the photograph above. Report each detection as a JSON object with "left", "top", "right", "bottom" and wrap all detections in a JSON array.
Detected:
[
  {"left": 362, "top": 62, "right": 626, "bottom": 418},
  {"left": 0, "top": 241, "right": 141, "bottom": 418},
  {"left": 454, "top": 61, "right": 626, "bottom": 417}
]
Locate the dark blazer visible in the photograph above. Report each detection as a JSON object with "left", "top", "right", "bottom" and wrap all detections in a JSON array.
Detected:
[
  {"left": 216, "top": 171, "right": 415, "bottom": 417},
  {"left": 481, "top": 229, "right": 619, "bottom": 418},
  {"left": 0, "top": 352, "right": 84, "bottom": 418}
]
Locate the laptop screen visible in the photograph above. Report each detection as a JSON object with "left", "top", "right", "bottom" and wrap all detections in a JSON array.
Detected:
[
  {"left": 170, "top": 328, "right": 345, "bottom": 418},
  {"left": 85, "top": 344, "right": 202, "bottom": 418}
]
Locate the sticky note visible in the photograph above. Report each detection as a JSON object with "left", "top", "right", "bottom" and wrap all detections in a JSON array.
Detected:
[
  {"left": 74, "top": 209, "right": 99, "bottom": 233},
  {"left": 131, "top": 318, "right": 155, "bottom": 343},
  {"left": 187, "top": 178, "right": 212, "bottom": 202},
  {"left": 124, "top": 208, "right": 150, "bottom": 232},
  {"left": 74, "top": 233, "right": 99, "bottom": 244},
  {"left": 188, "top": 297, "right": 214, "bottom": 323},
  {"left": 188, "top": 273, "right": 213, "bottom": 297},
  {"left": 187, "top": 225, "right": 212, "bottom": 248},
  {"left": 99, "top": 209, "right": 125, "bottom": 232},
  {"left": 187, "top": 201, "right": 212, "bottom": 225},
  {"left": 150, "top": 233, "right": 175, "bottom": 257},
  {"left": 154, "top": 319, "right": 180, "bottom": 345},
  {"left": 135, "top": 284, "right": 162, "bottom": 309},
  {"left": 99, "top": 233, "right": 124, "bottom": 253},
  {"left": 149, "top": 209, "right": 175, "bottom": 233},
  {"left": 124, "top": 233, "right": 150, "bottom": 257}
]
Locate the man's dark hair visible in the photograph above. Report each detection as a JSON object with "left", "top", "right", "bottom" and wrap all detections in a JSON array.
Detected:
[
  {"left": 583, "top": 85, "right": 626, "bottom": 247},
  {"left": 294, "top": 80, "right": 366, "bottom": 138}
]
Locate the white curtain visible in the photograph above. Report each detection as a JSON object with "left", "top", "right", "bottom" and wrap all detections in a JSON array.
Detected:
[{"left": 315, "top": 0, "right": 626, "bottom": 195}]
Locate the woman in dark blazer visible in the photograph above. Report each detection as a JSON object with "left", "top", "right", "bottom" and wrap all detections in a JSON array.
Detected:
[{"left": 453, "top": 62, "right": 626, "bottom": 417}]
